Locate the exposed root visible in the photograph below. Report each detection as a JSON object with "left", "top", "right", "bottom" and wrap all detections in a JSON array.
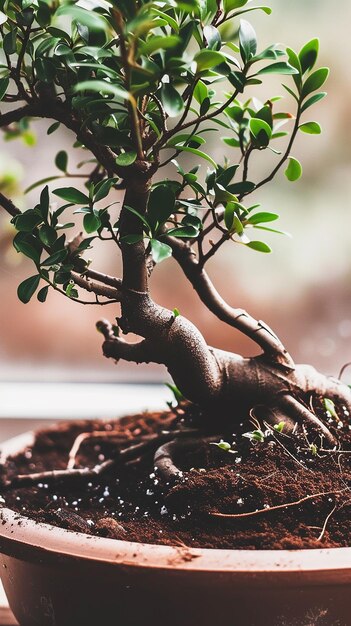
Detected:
[
  {"left": 2, "top": 458, "right": 116, "bottom": 490},
  {"left": 154, "top": 436, "right": 220, "bottom": 482},
  {"left": 279, "top": 395, "right": 336, "bottom": 446},
  {"left": 317, "top": 504, "right": 337, "bottom": 542},
  {"left": 3, "top": 428, "right": 200, "bottom": 491},
  {"left": 209, "top": 489, "right": 347, "bottom": 521},
  {"left": 67, "top": 430, "right": 131, "bottom": 470}
]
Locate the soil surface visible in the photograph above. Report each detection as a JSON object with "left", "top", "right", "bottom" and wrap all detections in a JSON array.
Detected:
[{"left": 2, "top": 400, "right": 351, "bottom": 550}]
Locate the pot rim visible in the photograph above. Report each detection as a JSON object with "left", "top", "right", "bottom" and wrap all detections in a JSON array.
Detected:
[{"left": 1, "top": 431, "right": 351, "bottom": 577}]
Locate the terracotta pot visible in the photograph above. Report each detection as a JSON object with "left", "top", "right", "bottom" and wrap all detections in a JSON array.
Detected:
[{"left": 0, "top": 431, "right": 350, "bottom": 626}]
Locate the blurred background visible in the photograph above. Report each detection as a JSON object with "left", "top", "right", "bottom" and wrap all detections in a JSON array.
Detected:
[{"left": 0, "top": 0, "right": 351, "bottom": 388}]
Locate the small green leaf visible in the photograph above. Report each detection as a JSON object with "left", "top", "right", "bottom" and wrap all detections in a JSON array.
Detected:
[
  {"left": 193, "top": 80, "right": 208, "bottom": 105},
  {"left": 25, "top": 176, "right": 61, "bottom": 194},
  {"left": 274, "top": 421, "right": 286, "bottom": 433},
  {"left": 39, "top": 224, "right": 57, "bottom": 246},
  {"left": 239, "top": 19, "right": 257, "bottom": 63},
  {"left": 0, "top": 76, "right": 9, "bottom": 101},
  {"left": 299, "top": 38, "right": 319, "bottom": 74},
  {"left": 302, "top": 68, "right": 329, "bottom": 99},
  {"left": 159, "top": 84, "right": 184, "bottom": 117},
  {"left": 150, "top": 239, "right": 172, "bottom": 263},
  {"left": 55, "top": 151, "right": 68, "bottom": 173},
  {"left": 194, "top": 49, "right": 226, "bottom": 72},
  {"left": 299, "top": 121, "right": 322, "bottom": 135},
  {"left": 148, "top": 185, "right": 175, "bottom": 229},
  {"left": 14, "top": 211, "right": 42, "bottom": 233},
  {"left": 55, "top": 5, "right": 108, "bottom": 30},
  {"left": 255, "top": 62, "right": 298, "bottom": 76},
  {"left": 250, "top": 118, "right": 272, "bottom": 140},
  {"left": 47, "top": 122, "right": 60, "bottom": 135},
  {"left": 138, "top": 35, "right": 180, "bottom": 57},
  {"left": 83, "top": 213, "right": 101, "bottom": 234},
  {"left": 37, "top": 286, "right": 49, "bottom": 303},
  {"left": 247, "top": 212, "right": 279, "bottom": 225},
  {"left": 246, "top": 241, "right": 271, "bottom": 253},
  {"left": 172, "top": 145, "right": 217, "bottom": 168},
  {"left": 41, "top": 249, "right": 67, "bottom": 267},
  {"left": 323, "top": 398, "right": 339, "bottom": 421},
  {"left": 173, "top": 308, "right": 180, "bottom": 318},
  {"left": 53, "top": 187, "right": 90, "bottom": 204},
  {"left": 224, "top": 0, "right": 248, "bottom": 11},
  {"left": 17, "top": 275, "right": 41, "bottom": 304},
  {"left": 115, "top": 151, "right": 137, "bottom": 167},
  {"left": 300, "top": 92, "right": 327, "bottom": 114},
  {"left": 74, "top": 80, "right": 130, "bottom": 101},
  {"left": 285, "top": 157, "right": 302, "bottom": 182}
]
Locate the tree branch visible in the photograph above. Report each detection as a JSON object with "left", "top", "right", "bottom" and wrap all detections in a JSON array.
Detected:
[
  {"left": 165, "top": 235, "right": 294, "bottom": 368},
  {"left": 71, "top": 272, "right": 122, "bottom": 301},
  {"left": 0, "top": 192, "right": 21, "bottom": 218},
  {"left": 97, "top": 319, "right": 162, "bottom": 364}
]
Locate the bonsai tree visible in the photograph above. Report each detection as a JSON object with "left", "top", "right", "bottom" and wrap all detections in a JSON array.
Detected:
[{"left": 1, "top": 0, "right": 350, "bottom": 483}]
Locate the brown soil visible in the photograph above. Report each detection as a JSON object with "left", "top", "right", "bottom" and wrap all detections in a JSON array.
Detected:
[{"left": 2, "top": 401, "right": 351, "bottom": 550}]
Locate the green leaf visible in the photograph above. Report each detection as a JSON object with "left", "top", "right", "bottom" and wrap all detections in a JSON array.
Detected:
[
  {"left": 39, "top": 224, "right": 57, "bottom": 246},
  {"left": 299, "top": 121, "right": 321, "bottom": 135},
  {"left": 203, "top": 25, "right": 221, "bottom": 51},
  {"left": 194, "top": 49, "right": 226, "bottom": 71},
  {"left": 150, "top": 239, "right": 172, "bottom": 263},
  {"left": 172, "top": 145, "right": 217, "bottom": 168},
  {"left": 300, "top": 92, "right": 326, "bottom": 113},
  {"left": 13, "top": 233, "right": 41, "bottom": 266},
  {"left": 41, "top": 249, "right": 67, "bottom": 267},
  {"left": 74, "top": 80, "right": 130, "bottom": 101},
  {"left": 25, "top": 176, "right": 61, "bottom": 194},
  {"left": 115, "top": 151, "right": 137, "bottom": 167},
  {"left": 249, "top": 118, "right": 272, "bottom": 147},
  {"left": 55, "top": 151, "right": 68, "bottom": 173},
  {"left": 14, "top": 210, "right": 42, "bottom": 233},
  {"left": 285, "top": 157, "right": 302, "bottom": 182},
  {"left": 323, "top": 398, "right": 339, "bottom": 421},
  {"left": 239, "top": 20, "right": 257, "bottom": 63},
  {"left": 83, "top": 213, "right": 101, "bottom": 234},
  {"left": 299, "top": 38, "right": 319, "bottom": 74},
  {"left": 255, "top": 62, "right": 299, "bottom": 76},
  {"left": 55, "top": 5, "right": 108, "bottom": 30},
  {"left": 17, "top": 275, "right": 41, "bottom": 304},
  {"left": 138, "top": 35, "right": 180, "bottom": 57},
  {"left": 37, "top": 286, "right": 49, "bottom": 303},
  {"left": 148, "top": 185, "right": 175, "bottom": 229},
  {"left": 193, "top": 80, "right": 208, "bottom": 105},
  {"left": 247, "top": 212, "right": 279, "bottom": 225},
  {"left": 166, "top": 225, "right": 199, "bottom": 238},
  {"left": 53, "top": 187, "right": 90, "bottom": 204},
  {"left": 302, "top": 68, "right": 329, "bottom": 99},
  {"left": 0, "top": 76, "right": 9, "bottom": 101},
  {"left": 234, "top": 5, "right": 271, "bottom": 16},
  {"left": 159, "top": 84, "right": 184, "bottom": 117},
  {"left": 224, "top": 0, "right": 248, "bottom": 11},
  {"left": 246, "top": 241, "right": 271, "bottom": 253},
  {"left": 47, "top": 122, "right": 60, "bottom": 135}
]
